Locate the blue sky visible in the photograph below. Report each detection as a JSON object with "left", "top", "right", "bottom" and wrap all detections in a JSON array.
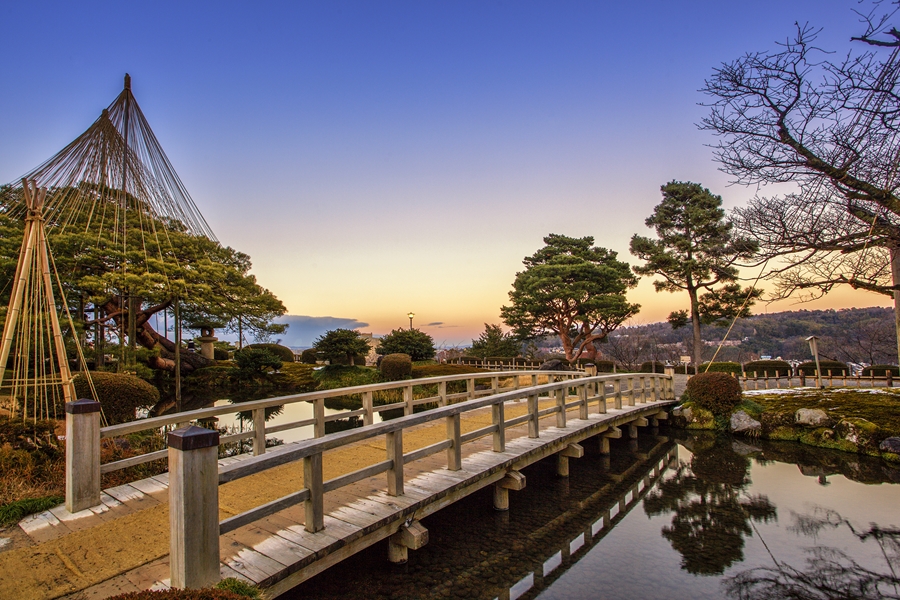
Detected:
[{"left": 0, "top": 1, "right": 890, "bottom": 346}]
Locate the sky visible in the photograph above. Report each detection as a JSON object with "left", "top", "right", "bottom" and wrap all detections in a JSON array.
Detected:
[{"left": 0, "top": 1, "right": 892, "bottom": 347}]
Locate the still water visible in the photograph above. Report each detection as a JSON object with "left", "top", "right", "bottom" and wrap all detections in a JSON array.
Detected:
[{"left": 284, "top": 431, "right": 900, "bottom": 600}]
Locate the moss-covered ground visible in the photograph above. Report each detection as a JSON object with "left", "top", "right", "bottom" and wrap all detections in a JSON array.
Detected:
[{"left": 744, "top": 387, "right": 900, "bottom": 434}]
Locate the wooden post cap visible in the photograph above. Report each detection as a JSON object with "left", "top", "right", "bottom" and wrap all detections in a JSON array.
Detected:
[
  {"left": 66, "top": 398, "right": 101, "bottom": 414},
  {"left": 168, "top": 425, "right": 219, "bottom": 451}
]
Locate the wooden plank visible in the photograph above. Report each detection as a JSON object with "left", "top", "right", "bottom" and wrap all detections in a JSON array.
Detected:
[{"left": 220, "top": 543, "right": 286, "bottom": 584}]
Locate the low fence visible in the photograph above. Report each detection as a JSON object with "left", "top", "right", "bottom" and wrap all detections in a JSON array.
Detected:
[{"left": 738, "top": 370, "right": 896, "bottom": 390}]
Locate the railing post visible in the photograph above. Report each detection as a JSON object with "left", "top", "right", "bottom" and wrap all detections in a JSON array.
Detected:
[
  {"left": 314, "top": 398, "right": 325, "bottom": 438},
  {"left": 531, "top": 374, "right": 538, "bottom": 388},
  {"left": 491, "top": 376, "right": 499, "bottom": 395},
  {"left": 304, "top": 452, "right": 324, "bottom": 532},
  {"left": 528, "top": 393, "right": 539, "bottom": 438},
  {"left": 386, "top": 430, "right": 404, "bottom": 496},
  {"left": 579, "top": 384, "right": 588, "bottom": 419},
  {"left": 252, "top": 408, "right": 266, "bottom": 456},
  {"left": 438, "top": 381, "right": 447, "bottom": 407},
  {"left": 363, "top": 391, "right": 374, "bottom": 426},
  {"left": 403, "top": 384, "right": 414, "bottom": 416},
  {"left": 65, "top": 398, "right": 101, "bottom": 513},
  {"left": 627, "top": 377, "right": 636, "bottom": 406},
  {"left": 168, "top": 425, "right": 220, "bottom": 590},
  {"left": 555, "top": 387, "right": 566, "bottom": 428},
  {"left": 598, "top": 379, "right": 607, "bottom": 413},
  {"left": 467, "top": 377, "right": 475, "bottom": 400},
  {"left": 614, "top": 379, "right": 622, "bottom": 410},
  {"left": 446, "top": 414, "right": 461, "bottom": 470},
  {"left": 492, "top": 400, "right": 505, "bottom": 452}
]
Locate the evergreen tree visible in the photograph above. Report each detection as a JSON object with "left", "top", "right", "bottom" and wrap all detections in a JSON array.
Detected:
[
  {"left": 469, "top": 324, "right": 519, "bottom": 359},
  {"left": 630, "top": 181, "right": 760, "bottom": 368}
]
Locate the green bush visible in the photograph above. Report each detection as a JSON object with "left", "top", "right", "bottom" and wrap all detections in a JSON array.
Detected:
[
  {"left": 797, "top": 360, "right": 849, "bottom": 376},
  {"left": 380, "top": 353, "right": 412, "bottom": 381},
  {"left": 73, "top": 372, "right": 160, "bottom": 425},
  {"left": 699, "top": 362, "right": 742, "bottom": 375},
  {"left": 861, "top": 364, "right": 899, "bottom": 376},
  {"left": 232, "top": 348, "right": 283, "bottom": 377},
  {"left": 213, "top": 347, "right": 230, "bottom": 361},
  {"left": 743, "top": 359, "right": 791, "bottom": 377},
  {"left": 639, "top": 361, "right": 666, "bottom": 373},
  {"left": 685, "top": 372, "right": 743, "bottom": 416},
  {"left": 300, "top": 348, "right": 318, "bottom": 364},
  {"left": 244, "top": 343, "right": 295, "bottom": 363}
]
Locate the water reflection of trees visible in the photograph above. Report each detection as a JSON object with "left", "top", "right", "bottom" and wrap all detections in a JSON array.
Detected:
[
  {"left": 725, "top": 507, "right": 900, "bottom": 599},
  {"left": 643, "top": 434, "right": 777, "bottom": 575}
]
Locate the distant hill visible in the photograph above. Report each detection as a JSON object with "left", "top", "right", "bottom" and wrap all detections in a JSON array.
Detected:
[{"left": 602, "top": 307, "right": 896, "bottom": 366}]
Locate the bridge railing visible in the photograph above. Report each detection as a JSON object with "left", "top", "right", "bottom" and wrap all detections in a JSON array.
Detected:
[
  {"left": 65, "top": 370, "right": 585, "bottom": 512},
  {"left": 166, "top": 372, "right": 675, "bottom": 588}
]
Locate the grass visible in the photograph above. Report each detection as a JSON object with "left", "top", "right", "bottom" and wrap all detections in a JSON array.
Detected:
[{"left": 0, "top": 495, "right": 63, "bottom": 526}]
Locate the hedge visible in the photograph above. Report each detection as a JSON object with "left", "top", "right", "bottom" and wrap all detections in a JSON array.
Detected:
[
  {"left": 244, "top": 343, "right": 295, "bottom": 363},
  {"left": 797, "top": 360, "right": 849, "bottom": 376},
  {"left": 73, "top": 372, "right": 160, "bottom": 425},
  {"left": 699, "top": 362, "right": 742, "bottom": 375},
  {"left": 742, "top": 359, "right": 791, "bottom": 377},
  {"left": 861, "top": 364, "right": 899, "bottom": 377},
  {"left": 300, "top": 348, "right": 318, "bottom": 364},
  {"left": 639, "top": 361, "right": 666, "bottom": 373}
]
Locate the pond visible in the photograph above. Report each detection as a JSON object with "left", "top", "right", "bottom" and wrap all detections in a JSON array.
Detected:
[{"left": 282, "top": 431, "right": 900, "bottom": 600}]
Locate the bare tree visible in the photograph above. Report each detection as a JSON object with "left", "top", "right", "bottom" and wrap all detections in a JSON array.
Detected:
[{"left": 701, "top": 7, "right": 900, "bottom": 362}]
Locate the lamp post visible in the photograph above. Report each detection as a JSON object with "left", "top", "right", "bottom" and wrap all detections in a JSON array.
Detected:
[
  {"left": 806, "top": 335, "right": 823, "bottom": 389},
  {"left": 408, "top": 312, "right": 415, "bottom": 330}
]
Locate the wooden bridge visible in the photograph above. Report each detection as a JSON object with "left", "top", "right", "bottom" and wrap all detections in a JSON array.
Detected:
[{"left": 19, "top": 370, "right": 676, "bottom": 599}]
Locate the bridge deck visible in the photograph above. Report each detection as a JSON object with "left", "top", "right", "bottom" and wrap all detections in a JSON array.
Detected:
[{"left": 8, "top": 388, "right": 674, "bottom": 600}]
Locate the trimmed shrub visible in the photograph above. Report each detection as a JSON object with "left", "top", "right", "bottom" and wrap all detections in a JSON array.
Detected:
[
  {"left": 594, "top": 360, "right": 616, "bottom": 373},
  {"left": 743, "top": 359, "right": 791, "bottom": 377},
  {"left": 797, "top": 360, "right": 849, "bottom": 376},
  {"left": 377, "top": 329, "right": 436, "bottom": 361},
  {"left": 300, "top": 348, "right": 318, "bottom": 364},
  {"left": 245, "top": 343, "right": 295, "bottom": 363},
  {"left": 640, "top": 361, "right": 666, "bottom": 373},
  {"left": 862, "top": 364, "right": 899, "bottom": 376},
  {"left": 685, "top": 372, "right": 743, "bottom": 416},
  {"left": 232, "top": 348, "right": 283, "bottom": 377},
  {"left": 380, "top": 353, "right": 412, "bottom": 381},
  {"left": 73, "top": 372, "right": 160, "bottom": 425},
  {"left": 699, "top": 362, "right": 742, "bottom": 375},
  {"left": 213, "top": 347, "right": 230, "bottom": 361}
]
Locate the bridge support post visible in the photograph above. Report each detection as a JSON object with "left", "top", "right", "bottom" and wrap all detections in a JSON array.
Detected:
[
  {"left": 388, "top": 521, "right": 428, "bottom": 564},
  {"left": 599, "top": 426, "right": 622, "bottom": 455},
  {"left": 168, "top": 425, "right": 220, "bottom": 590},
  {"left": 629, "top": 417, "right": 649, "bottom": 439},
  {"left": 493, "top": 470, "right": 526, "bottom": 511},
  {"left": 557, "top": 443, "right": 584, "bottom": 477},
  {"left": 651, "top": 410, "right": 668, "bottom": 427},
  {"left": 65, "top": 398, "right": 101, "bottom": 513}
]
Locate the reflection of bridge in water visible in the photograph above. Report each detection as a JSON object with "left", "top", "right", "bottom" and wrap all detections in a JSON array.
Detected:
[{"left": 503, "top": 440, "right": 677, "bottom": 600}]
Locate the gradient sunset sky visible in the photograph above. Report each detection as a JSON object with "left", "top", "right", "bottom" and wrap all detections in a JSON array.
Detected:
[{"left": 0, "top": 1, "right": 891, "bottom": 347}]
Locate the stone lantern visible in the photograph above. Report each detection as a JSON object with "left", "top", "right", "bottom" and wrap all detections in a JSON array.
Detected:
[{"left": 197, "top": 326, "right": 218, "bottom": 360}]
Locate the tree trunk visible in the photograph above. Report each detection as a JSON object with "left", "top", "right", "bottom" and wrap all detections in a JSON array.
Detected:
[
  {"left": 891, "top": 245, "right": 900, "bottom": 366},
  {"left": 689, "top": 288, "right": 703, "bottom": 372}
]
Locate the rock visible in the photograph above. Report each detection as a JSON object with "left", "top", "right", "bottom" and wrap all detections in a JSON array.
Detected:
[
  {"left": 730, "top": 410, "right": 761, "bottom": 433},
  {"left": 835, "top": 418, "right": 879, "bottom": 449},
  {"left": 539, "top": 359, "right": 568, "bottom": 371},
  {"left": 795, "top": 408, "right": 830, "bottom": 427},
  {"left": 880, "top": 437, "right": 900, "bottom": 454}
]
